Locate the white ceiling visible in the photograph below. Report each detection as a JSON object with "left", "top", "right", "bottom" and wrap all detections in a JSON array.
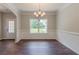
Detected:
[
  {"left": 0, "top": 3, "right": 66, "bottom": 13},
  {"left": 14, "top": 3, "right": 65, "bottom": 12}
]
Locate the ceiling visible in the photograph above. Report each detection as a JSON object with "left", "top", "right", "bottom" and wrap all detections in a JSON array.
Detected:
[
  {"left": 0, "top": 3, "right": 66, "bottom": 13},
  {"left": 0, "top": 4, "right": 11, "bottom": 13},
  {"left": 14, "top": 3, "right": 65, "bottom": 12}
]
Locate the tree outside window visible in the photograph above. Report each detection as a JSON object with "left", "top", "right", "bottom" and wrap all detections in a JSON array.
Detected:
[{"left": 30, "top": 19, "right": 47, "bottom": 33}]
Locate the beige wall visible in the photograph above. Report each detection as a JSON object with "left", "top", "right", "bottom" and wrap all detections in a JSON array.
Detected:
[
  {"left": 57, "top": 4, "right": 79, "bottom": 54},
  {"left": 57, "top": 4, "right": 79, "bottom": 32},
  {"left": 0, "top": 13, "right": 1, "bottom": 38},
  {"left": 0, "top": 12, "right": 57, "bottom": 40},
  {"left": 2, "top": 13, "right": 16, "bottom": 39},
  {"left": 21, "top": 12, "right": 56, "bottom": 39},
  {"left": 0, "top": 3, "right": 21, "bottom": 42}
]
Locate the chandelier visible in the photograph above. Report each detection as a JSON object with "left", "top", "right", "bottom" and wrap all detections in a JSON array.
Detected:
[{"left": 33, "top": 3, "right": 46, "bottom": 17}]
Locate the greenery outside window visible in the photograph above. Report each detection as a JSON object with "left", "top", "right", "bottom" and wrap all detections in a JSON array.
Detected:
[{"left": 30, "top": 19, "right": 47, "bottom": 33}]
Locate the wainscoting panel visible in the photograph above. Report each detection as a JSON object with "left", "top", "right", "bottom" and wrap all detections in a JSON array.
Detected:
[
  {"left": 57, "top": 30, "right": 79, "bottom": 54},
  {"left": 21, "top": 30, "right": 56, "bottom": 39}
]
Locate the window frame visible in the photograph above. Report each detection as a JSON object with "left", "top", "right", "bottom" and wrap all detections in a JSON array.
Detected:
[
  {"left": 30, "top": 19, "right": 47, "bottom": 33},
  {"left": 8, "top": 20, "right": 15, "bottom": 33}
]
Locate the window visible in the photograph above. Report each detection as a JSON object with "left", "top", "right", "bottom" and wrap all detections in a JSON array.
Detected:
[
  {"left": 8, "top": 21, "right": 15, "bottom": 33},
  {"left": 30, "top": 19, "right": 47, "bottom": 33}
]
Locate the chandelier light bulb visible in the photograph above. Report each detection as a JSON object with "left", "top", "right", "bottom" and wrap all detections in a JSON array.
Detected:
[
  {"left": 34, "top": 12, "right": 37, "bottom": 15},
  {"left": 33, "top": 4, "right": 46, "bottom": 17},
  {"left": 41, "top": 14, "right": 44, "bottom": 17},
  {"left": 41, "top": 12, "right": 46, "bottom": 17},
  {"left": 42, "top": 12, "right": 46, "bottom": 15},
  {"left": 38, "top": 11, "right": 41, "bottom": 15},
  {"left": 36, "top": 14, "right": 39, "bottom": 17}
]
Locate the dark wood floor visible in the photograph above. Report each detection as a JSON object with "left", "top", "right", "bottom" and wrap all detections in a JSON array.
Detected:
[{"left": 0, "top": 39, "right": 77, "bottom": 55}]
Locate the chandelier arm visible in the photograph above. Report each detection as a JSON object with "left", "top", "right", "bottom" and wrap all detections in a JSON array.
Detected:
[{"left": 34, "top": 3, "right": 46, "bottom": 17}]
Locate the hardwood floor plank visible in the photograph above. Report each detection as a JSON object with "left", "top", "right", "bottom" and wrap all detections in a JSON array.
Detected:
[{"left": 0, "top": 39, "right": 77, "bottom": 55}]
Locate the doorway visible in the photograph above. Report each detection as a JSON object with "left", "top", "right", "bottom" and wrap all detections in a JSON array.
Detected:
[{"left": 2, "top": 13, "right": 16, "bottom": 39}]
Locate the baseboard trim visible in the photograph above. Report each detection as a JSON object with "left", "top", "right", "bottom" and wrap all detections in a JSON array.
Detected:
[
  {"left": 1, "top": 39, "right": 15, "bottom": 40},
  {"left": 0, "top": 39, "right": 15, "bottom": 41},
  {"left": 57, "top": 30, "right": 79, "bottom": 54},
  {"left": 57, "top": 40, "right": 78, "bottom": 55},
  {"left": 21, "top": 39, "right": 56, "bottom": 41}
]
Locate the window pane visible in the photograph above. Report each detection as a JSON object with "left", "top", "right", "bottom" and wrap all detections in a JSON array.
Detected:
[
  {"left": 8, "top": 21, "right": 15, "bottom": 33},
  {"left": 30, "top": 19, "right": 47, "bottom": 33},
  {"left": 30, "top": 19, "right": 38, "bottom": 33},
  {"left": 39, "top": 20, "right": 47, "bottom": 33}
]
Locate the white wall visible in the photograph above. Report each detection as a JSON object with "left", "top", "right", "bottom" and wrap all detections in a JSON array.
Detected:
[
  {"left": 57, "top": 4, "right": 79, "bottom": 54},
  {"left": 21, "top": 12, "right": 56, "bottom": 39}
]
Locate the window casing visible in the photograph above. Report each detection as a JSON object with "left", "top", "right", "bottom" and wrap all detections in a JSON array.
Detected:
[
  {"left": 30, "top": 19, "right": 47, "bottom": 33},
  {"left": 8, "top": 21, "right": 15, "bottom": 33}
]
